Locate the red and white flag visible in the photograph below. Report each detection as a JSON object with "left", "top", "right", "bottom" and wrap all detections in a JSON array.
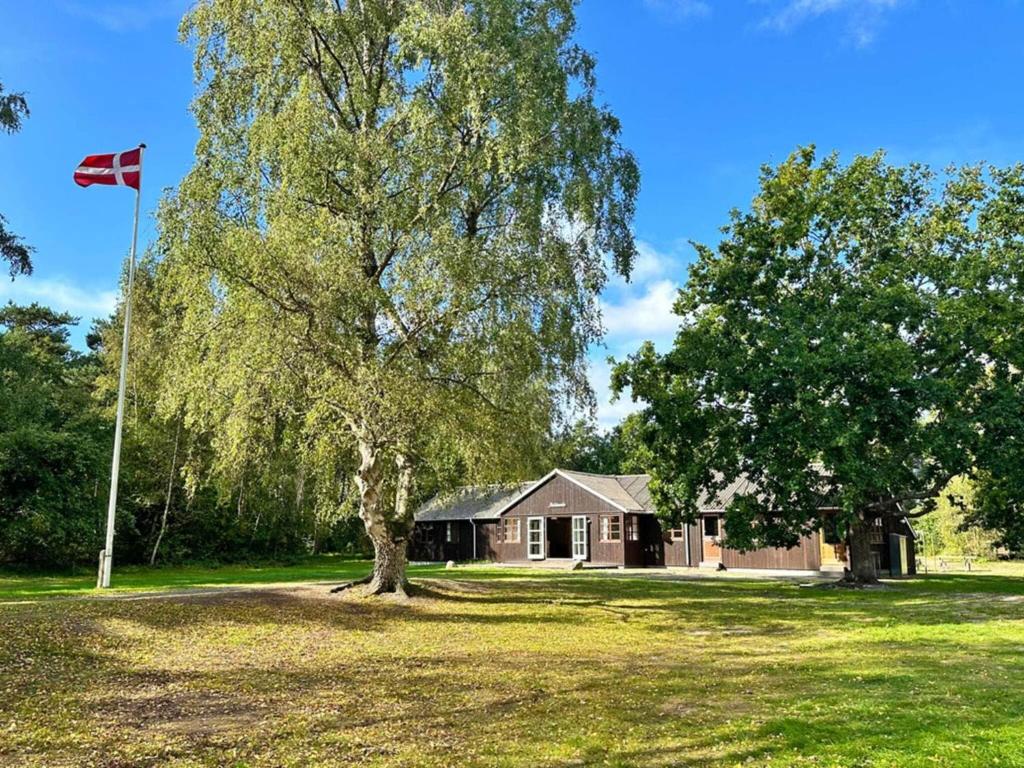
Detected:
[{"left": 73, "top": 146, "right": 143, "bottom": 190}]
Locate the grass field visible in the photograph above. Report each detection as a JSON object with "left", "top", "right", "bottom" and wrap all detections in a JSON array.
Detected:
[
  {"left": 2, "top": 562, "right": 1023, "bottom": 767},
  {"left": 0, "top": 555, "right": 411, "bottom": 601}
]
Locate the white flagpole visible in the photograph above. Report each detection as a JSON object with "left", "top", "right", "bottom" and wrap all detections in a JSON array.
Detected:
[{"left": 98, "top": 143, "right": 145, "bottom": 589}]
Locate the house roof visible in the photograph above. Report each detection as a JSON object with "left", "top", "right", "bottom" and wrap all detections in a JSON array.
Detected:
[
  {"left": 489, "top": 469, "right": 656, "bottom": 516},
  {"left": 556, "top": 469, "right": 653, "bottom": 512},
  {"left": 415, "top": 468, "right": 834, "bottom": 523},
  {"left": 697, "top": 475, "right": 758, "bottom": 511},
  {"left": 414, "top": 483, "right": 534, "bottom": 522}
]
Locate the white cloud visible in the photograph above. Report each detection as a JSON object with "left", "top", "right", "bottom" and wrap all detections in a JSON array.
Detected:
[
  {"left": 0, "top": 276, "right": 118, "bottom": 321},
  {"left": 760, "top": 0, "right": 907, "bottom": 46},
  {"left": 589, "top": 239, "right": 688, "bottom": 430},
  {"left": 601, "top": 279, "right": 680, "bottom": 341},
  {"left": 587, "top": 356, "right": 644, "bottom": 431},
  {"left": 630, "top": 240, "right": 672, "bottom": 283},
  {"left": 643, "top": 0, "right": 712, "bottom": 21}
]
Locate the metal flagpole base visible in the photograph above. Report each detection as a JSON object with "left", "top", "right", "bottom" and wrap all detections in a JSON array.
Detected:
[{"left": 97, "top": 549, "right": 112, "bottom": 588}]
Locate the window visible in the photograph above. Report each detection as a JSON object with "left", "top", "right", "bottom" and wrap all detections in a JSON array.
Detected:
[
  {"left": 669, "top": 527, "right": 686, "bottom": 542},
  {"left": 446, "top": 522, "right": 459, "bottom": 544},
  {"left": 626, "top": 515, "right": 639, "bottom": 542},
  {"left": 600, "top": 515, "right": 621, "bottom": 542},
  {"left": 703, "top": 516, "right": 720, "bottom": 538},
  {"left": 415, "top": 525, "right": 435, "bottom": 544},
  {"left": 501, "top": 518, "right": 521, "bottom": 544},
  {"left": 527, "top": 517, "right": 544, "bottom": 559}
]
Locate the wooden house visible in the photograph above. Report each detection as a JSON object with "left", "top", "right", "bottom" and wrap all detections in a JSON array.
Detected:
[{"left": 410, "top": 469, "right": 917, "bottom": 576}]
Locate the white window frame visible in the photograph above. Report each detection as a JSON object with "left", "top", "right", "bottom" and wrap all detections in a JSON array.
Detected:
[
  {"left": 572, "top": 515, "right": 587, "bottom": 560},
  {"left": 527, "top": 516, "right": 545, "bottom": 560},
  {"left": 600, "top": 515, "right": 621, "bottom": 543},
  {"left": 626, "top": 515, "right": 640, "bottom": 542},
  {"left": 502, "top": 517, "right": 521, "bottom": 544},
  {"left": 446, "top": 522, "right": 453, "bottom": 543}
]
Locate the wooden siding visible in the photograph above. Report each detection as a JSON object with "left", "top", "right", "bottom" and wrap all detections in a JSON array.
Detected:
[
  {"left": 663, "top": 522, "right": 698, "bottom": 567},
  {"left": 409, "top": 520, "right": 476, "bottom": 562},
  {"left": 498, "top": 474, "right": 631, "bottom": 565},
  {"left": 720, "top": 529, "right": 822, "bottom": 571},
  {"left": 502, "top": 474, "right": 623, "bottom": 517},
  {"left": 476, "top": 521, "right": 499, "bottom": 561}
]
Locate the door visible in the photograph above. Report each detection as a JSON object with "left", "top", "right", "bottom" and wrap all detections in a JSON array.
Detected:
[
  {"left": 572, "top": 516, "right": 587, "bottom": 560},
  {"left": 527, "top": 517, "right": 545, "bottom": 560},
  {"left": 641, "top": 516, "right": 664, "bottom": 566},
  {"left": 702, "top": 515, "right": 722, "bottom": 562}
]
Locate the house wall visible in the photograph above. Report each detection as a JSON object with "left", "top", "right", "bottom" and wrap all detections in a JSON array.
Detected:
[
  {"left": 720, "top": 531, "right": 822, "bottom": 571},
  {"left": 663, "top": 522, "right": 699, "bottom": 567},
  {"left": 409, "top": 520, "right": 476, "bottom": 562},
  {"left": 497, "top": 474, "right": 630, "bottom": 565},
  {"left": 660, "top": 517, "right": 823, "bottom": 571},
  {"left": 875, "top": 516, "right": 918, "bottom": 575},
  {"left": 476, "top": 521, "right": 499, "bottom": 561}
]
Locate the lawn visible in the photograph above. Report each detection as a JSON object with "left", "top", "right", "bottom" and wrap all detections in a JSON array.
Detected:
[
  {"left": 2, "top": 564, "right": 1023, "bottom": 767},
  {"left": 0, "top": 555, "right": 383, "bottom": 601}
]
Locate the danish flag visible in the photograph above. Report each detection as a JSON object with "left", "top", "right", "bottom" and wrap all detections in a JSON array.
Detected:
[{"left": 73, "top": 145, "right": 144, "bottom": 190}]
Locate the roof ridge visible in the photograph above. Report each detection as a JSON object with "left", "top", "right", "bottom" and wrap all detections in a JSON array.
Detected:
[
  {"left": 557, "top": 468, "right": 618, "bottom": 479},
  {"left": 446, "top": 481, "right": 531, "bottom": 491}
]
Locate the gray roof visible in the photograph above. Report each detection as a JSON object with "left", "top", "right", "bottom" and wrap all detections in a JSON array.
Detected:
[
  {"left": 414, "top": 483, "right": 534, "bottom": 522},
  {"left": 557, "top": 469, "right": 653, "bottom": 512},
  {"left": 414, "top": 469, "right": 821, "bottom": 523},
  {"left": 697, "top": 474, "right": 758, "bottom": 511}
]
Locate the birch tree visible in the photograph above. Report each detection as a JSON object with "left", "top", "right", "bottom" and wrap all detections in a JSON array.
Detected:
[
  {"left": 156, "top": 0, "right": 638, "bottom": 594},
  {"left": 1, "top": 80, "right": 32, "bottom": 277}
]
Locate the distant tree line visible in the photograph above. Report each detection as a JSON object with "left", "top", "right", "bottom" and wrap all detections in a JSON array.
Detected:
[
  {"left": 0, "top": 285, "right": 629, "bottom": 569},
  {"left": 0, "top": 294, "right": 371, "bottom": 568}
]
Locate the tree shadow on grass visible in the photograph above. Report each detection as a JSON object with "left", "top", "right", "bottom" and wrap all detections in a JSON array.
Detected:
[{"left": 3, "top": 575, "right": 1024, "bottom": 766}]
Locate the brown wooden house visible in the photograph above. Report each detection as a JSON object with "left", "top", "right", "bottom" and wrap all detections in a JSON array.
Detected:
[{"left": 411, "top": 469, "right": 917, "bottom": 575}]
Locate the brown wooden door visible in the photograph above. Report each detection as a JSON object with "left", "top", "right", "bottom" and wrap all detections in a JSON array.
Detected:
[{"left": 701, "top": 515, "right": 722, "bottom": 562}]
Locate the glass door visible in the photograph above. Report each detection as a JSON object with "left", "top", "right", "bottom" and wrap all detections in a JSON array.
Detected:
[
  {"left": 572, "top": 516, "right": 587, "bottom": 560},
  {"left": 527, "top": 517, "right": 545, "bottom": 560}
]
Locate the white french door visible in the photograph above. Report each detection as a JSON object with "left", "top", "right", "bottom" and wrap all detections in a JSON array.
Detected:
[
  {"left": 572, "top": 515, "right": 587, "bottom": 561},
  {"left": 527, "top": 517, "right": 545, "bottom": 560}
]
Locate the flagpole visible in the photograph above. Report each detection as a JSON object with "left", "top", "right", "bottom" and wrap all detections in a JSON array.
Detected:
[{"left": 98, "top": 143, "right": 145, "bottom": 589}]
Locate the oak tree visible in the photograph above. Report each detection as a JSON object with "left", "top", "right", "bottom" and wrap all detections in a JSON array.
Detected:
[{"left": 614, "top": 148, "right": 1024, "bottom": 582}]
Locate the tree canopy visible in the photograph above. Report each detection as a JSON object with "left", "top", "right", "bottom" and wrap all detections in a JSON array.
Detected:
[
  {"left": 155, "top": 0, "right": 638, "bottom": 592},
  {"left": 0, "top": 303, "right": 107, "bottom": 565},
  {"left": 0, "top": 79, "right": 33, "bottom": 277},
  {"left": 613, "top": 148, "right": 1024, "bottom": 580}
]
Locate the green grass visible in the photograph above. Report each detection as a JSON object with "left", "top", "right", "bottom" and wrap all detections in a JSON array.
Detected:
[
  {"left": 1, "top": 563, "right": 1023, "bottom": 767},
  {"left": 0, "top": 555, "right": 378, "bottom": 601}
]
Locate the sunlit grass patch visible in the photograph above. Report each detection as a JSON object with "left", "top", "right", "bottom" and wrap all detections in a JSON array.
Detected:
[{"left": 1, "top": 566, "right": 1023, "bottom": 766}]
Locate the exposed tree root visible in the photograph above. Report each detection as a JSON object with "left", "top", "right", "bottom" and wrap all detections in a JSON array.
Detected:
[
  {"left": 363, "top": 576, "right": 410, "bottom": 599},
  {"left": 330, "top": 574, "right": 411, "bottom": 599},
  {"left": 329, "top": 574, "right": 373, "bottom": 594},
  {"left": 814, "top": 572, "right": 887, "bottom": 589}
]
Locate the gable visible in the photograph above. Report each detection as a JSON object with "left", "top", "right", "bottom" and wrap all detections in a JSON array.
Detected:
[{"left": 500, "top": 472, "right": 629, "bottom": 517}]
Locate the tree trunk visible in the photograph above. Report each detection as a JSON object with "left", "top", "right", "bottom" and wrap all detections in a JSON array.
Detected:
[
  {"left": 846, "top": 515, "right": 880, "bottom": 584},
  {"left": 366, "top": 531, "right": 409, "bottom": 596},
  {"left": 351, "top": 437, "right": 411, "bottom": 596},
  {"left": 150, "top": 418, "right": 181, "bottom": 566}
]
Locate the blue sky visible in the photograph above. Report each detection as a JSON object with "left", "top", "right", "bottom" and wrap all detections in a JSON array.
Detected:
[{"left": 2, "top": 0, "right": 1023, "bottom": 428}]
